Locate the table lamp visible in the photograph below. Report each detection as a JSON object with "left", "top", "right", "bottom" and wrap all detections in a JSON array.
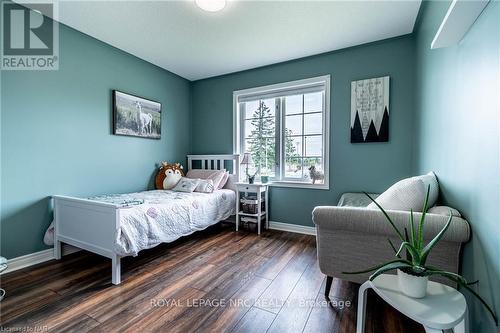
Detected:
[{"left": 240, "top": 153, "right": 253, "bottom": 183}]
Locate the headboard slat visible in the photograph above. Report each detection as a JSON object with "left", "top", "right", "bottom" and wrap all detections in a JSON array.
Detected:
[{"left": 187, "top": 155, "right": 240, "bottom": 181}]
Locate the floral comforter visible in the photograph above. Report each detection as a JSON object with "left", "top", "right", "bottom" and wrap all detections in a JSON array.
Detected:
[{"left": 89, "top": 189, "right": 235, "bottom": 256}]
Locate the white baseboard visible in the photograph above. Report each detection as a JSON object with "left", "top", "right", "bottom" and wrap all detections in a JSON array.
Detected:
[
  {"left": 2, "top": 245, "right": 80, "bottom": 275},
  {"left": 269, "top": 221, "right": 317, "bottom": 236},
  {"left": 2, "top": 222, "right": 314, "bottom": 274}
]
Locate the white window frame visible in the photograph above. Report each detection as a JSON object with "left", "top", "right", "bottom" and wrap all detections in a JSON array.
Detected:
[{"left": 233, "top": 75, "right": 330, "bottom": 190}]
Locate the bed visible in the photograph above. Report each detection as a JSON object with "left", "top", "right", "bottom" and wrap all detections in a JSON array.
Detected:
[{"left": 53, "top": 154, "right": 240, "bottom": 285}]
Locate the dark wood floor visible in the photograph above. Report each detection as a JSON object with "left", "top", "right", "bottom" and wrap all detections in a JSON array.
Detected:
[{"left": 0, "top": 224, "right": 424, "bottom": 332}]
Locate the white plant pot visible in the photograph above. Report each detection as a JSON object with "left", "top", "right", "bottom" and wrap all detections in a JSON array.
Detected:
[{"left": 397, "top": 269, "right": 428, "bottom": 298}]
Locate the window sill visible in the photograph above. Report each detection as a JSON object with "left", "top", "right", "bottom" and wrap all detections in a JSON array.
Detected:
[{"left": 268, "top": 181, "right": 329, "bottom": 190}]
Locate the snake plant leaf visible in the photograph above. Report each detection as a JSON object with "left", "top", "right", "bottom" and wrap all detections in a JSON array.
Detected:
[
  {"left": 364, "top": 192, "right": 405, "bottom": 241},
  {"left": 460, "top": 283, "right": 499, "bottom": 326},
  {"left": 445, "top": 276, "right": 498, "bottom": 326},
  {"left": 404, "top": 228, "right": 411, "bottom": 261},
  {"left": 424, "top": 268, "right": 468, "bottom": 285},
  {"left": 417, "top": 186, "right": 431, "bottom": 250},
  {"left": 409, "top": 209, "right": 416, "bottom": 246},
  {"left": 387, "top": 238, "right": 401, "bottom": 258},
  {"left": 342, "top": 258, "right": 412, "bottom": 275},
  {"left": 355, "top": 185, "right": 498, "bottom": 326},
  {"left": 395, "top": 241, "right": 420, "bottom": 265},
  {"left": 368, "top": 262, "right": 414, "bottom": 281},
  {"left": 420, "top": 213, "right": 453, "bottom": 265}
]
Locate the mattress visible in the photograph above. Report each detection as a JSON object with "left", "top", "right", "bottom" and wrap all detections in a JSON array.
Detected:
[{"left": 89, "top": 189, "right": 236, "bottom": 256}]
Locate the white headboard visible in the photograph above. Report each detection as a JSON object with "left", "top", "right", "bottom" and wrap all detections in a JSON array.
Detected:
[{"left": 187, "top": 154, "right": 240, "bottom": 185}]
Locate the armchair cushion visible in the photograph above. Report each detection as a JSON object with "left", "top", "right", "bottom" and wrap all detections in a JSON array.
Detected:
[{"left": 337, "top": 192, "right": 379, "bottom": 207}]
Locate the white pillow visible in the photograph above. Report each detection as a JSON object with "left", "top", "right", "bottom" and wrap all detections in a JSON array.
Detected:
[
  {"left": 172, "top": 177, "right": 200, "bottom": 193},
  {"left": 195, "top": 179, "right": 214, "bottom": 193},
  {"left": 186, "top": 169, "right": 226, "bottom": 189},
  {"left": 428, "top": 206, "right": 461, "bottom": 217},
  {"left": 367, "top": 178, "right": 426, "bottom": 212},
  {"left": 414, "top": 172, "right": 439, "bottom": 207},
  {"left": 223, "top": 174, "right": 237, "bottom": 192}
]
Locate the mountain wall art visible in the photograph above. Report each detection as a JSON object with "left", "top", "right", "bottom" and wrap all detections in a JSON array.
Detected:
[{"left": 350, "top": 76, "right": 390, "bottom": 143}]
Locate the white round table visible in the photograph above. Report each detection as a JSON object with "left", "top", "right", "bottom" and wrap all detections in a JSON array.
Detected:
[
  {"left": 0, "top": 256, "right": 7, "bottom": 301},
  {"left": 357, "top": 274, "right": 468, "bottom": 333}
]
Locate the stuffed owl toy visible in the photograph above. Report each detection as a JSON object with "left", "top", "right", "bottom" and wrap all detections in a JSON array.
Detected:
[{"left": 155, "top": 162, "right": 184, "bottom": 190}]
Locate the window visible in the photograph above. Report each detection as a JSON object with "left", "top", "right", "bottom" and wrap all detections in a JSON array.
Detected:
[{"left": 234, "top": 75, "right": 330, "bottom": 189}]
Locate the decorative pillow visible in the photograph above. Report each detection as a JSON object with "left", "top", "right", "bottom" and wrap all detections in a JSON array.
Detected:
[
  {"left": 367, "top": 178, "right": 426, "bottom": 212},
  {"left": 428, "top": 206, "right": 461, "bottom": 217},
  {"left": 155, "top": 162, "right": 184, "bottom": 190},
  {"left": 172, "top": 177, "right": 200, "bottom": 193},
  {"left": 218, "top": 171, "right": 230, "bottom": 190},
  {"left": 223, "top": 174, "right": 237, "bottom": 192},
  {"left": 186, "top": 169, "right": 226, "bottom": 190},
  {"left": 195, "top": 179, "right": 215, "bottom": 193},
  {"left": 414, "top": 172, "right": 439, "bottom": 207}
]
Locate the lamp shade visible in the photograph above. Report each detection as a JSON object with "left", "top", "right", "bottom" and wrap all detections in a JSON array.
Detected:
[{"left": 241, "top": 152, "right": 252, "bottom": 165}]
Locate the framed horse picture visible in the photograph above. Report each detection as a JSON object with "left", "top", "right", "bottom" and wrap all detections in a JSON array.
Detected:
[{"left": 113, "top": 90, "right": 161, "bottom": 139}]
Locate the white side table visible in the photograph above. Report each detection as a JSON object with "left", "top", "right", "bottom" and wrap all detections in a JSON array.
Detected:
[
  {"left": 357, "top": 274, "right": 468, "bottom": 333},
  {"left": 235, "top": 182, "right": 269, "bottom": 235}
]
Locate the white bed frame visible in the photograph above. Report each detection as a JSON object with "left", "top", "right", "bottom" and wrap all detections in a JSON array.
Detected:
[{"left": 53, "top": 154, "right": 240, "bottom": 285}]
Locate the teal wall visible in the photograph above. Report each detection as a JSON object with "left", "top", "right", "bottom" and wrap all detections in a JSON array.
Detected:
[
  {"left": 1, "top": 19, "right": 191, "bottom": 258},
  {"left": 414, "top": 1, "right": 499, "bottom": 331},
  {"left": 191, "top": 36, "right": 416, "bottom": 226}
]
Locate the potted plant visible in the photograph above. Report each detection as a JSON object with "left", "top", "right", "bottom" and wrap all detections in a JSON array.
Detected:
[{"left": 343, "top": 186, "right": 498, "bottom": 325}]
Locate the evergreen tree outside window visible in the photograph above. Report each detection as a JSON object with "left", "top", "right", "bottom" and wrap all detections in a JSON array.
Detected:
[{"left": 244, "top": 99, "right": 276, "bottom": 177}]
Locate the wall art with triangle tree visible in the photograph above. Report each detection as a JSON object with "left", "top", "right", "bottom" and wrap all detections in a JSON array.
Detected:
[{"left": 350, "top": 76, "right": 390, "bottom": 143}]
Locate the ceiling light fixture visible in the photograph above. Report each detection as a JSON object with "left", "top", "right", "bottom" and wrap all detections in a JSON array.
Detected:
[{"left": 195, "top": 0, "right": 226, "bottom": 12}]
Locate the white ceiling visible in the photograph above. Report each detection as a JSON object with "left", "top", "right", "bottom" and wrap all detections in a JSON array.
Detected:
[{"left": 49, "top": 0, "right": 421, "bottom": 81}]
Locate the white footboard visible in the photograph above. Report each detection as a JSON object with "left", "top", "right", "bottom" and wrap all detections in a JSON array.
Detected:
[{"left": 53, "top": 195, "right": 122, "bottom": 284}]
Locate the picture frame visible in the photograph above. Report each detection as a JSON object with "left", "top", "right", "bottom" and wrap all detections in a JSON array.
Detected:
[
  {"left": 350, "top": 76, "right": 390, "bottom": 143},
  {"left": 113, "top": 90, "right": 162, "bottom": 139}
]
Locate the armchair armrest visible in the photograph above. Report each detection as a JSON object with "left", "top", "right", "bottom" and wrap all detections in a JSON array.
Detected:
[{"left": 312, "top": 206, "right": 470, "bottom": 243}]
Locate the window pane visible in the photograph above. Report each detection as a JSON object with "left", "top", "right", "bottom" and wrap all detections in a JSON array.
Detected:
[
  {"left": 303, "top": 157, "right": 324, "bottom": 184},
  {"left": 243, "top": 100, "right": 259, "bottom": 119},
  {"left": 244, "top": 99, "right": 275, "bottom": 119},
  {"left": 262, "top": 98, "right": 276, "bottom": 117},
  {"left": 285, "top": 114, "right": 302, "bottom": 136},
  {"left": 244, "top": 117, "right": 275, "bottom": 139},
  {"left": 259, "top": 137, "right": 276, "bottom": 177},
  {"left": 304, "top": 92, "right": 323, "bottom": 113},
  {"left": 244, "top": 137, "right": 276, "bottom": 176},
  {"left": 304, "top": 113, "right": 322, "bottom": 135},
  {"left": 304, "top": 135, "right": 322, "bottom": 156},
  {"left": 285, "top": 95, "right": 302, "bottom": 115},
  {"left": 285, "top": 157, "right": 303, "bottom": 179},
  {"left": 242, "top": 99, "right": 277, "bottom": 178},
  {"left": 285, "top": 136, "right": 303, "bottom": 157}
]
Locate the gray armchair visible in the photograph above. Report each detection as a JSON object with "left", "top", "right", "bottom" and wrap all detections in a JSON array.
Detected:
[{"left": 312, "top": 193, "right": 470, "bottom": 297}]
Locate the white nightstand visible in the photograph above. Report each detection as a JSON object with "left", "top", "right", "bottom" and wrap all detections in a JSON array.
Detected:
[
  {"left": 235, "top": 182, "right": 269, "bottom": 235},
  {"left": 357, "top": 274, "right": 468, "bottom": 333}
]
